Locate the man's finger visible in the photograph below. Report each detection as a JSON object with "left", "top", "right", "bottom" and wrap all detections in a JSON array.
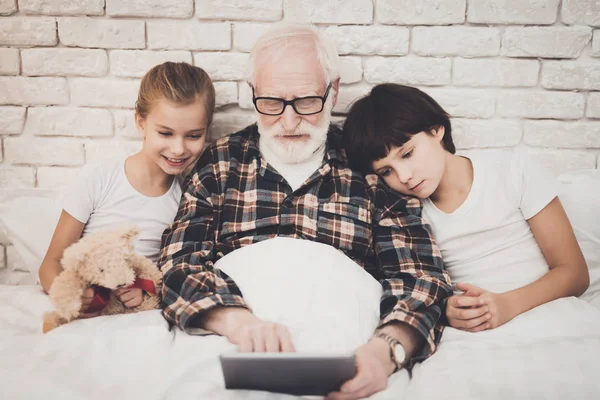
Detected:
[
  {"left": 340, "top": 373, "right": 369, "bottom": 394},
  {"left": 239, "top": 336, "right": 253, "bottom": 353},
  {"left": 253, "top": 332, "right": 266, "bottom": 353},
  {"left": 265, "top": 329, "right": 280, "bottom": 353},
  {"left": 278, "top": 326, "right": 295, "bottom": 352}
]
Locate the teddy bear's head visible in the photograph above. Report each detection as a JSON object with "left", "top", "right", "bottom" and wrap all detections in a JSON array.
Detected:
[{"left": 61, "top": 226, "right": 140, "bottom": 290}]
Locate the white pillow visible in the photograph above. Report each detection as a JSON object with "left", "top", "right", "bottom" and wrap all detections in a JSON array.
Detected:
[
  {"left": 558, "top": 170, "right": 600, "bottom": 310},
  {"left": 214, "top": 237, "right": 382, "bottom": 354},
  {"left": 0, "top": 195, "right": 61, "bottom": 282}
]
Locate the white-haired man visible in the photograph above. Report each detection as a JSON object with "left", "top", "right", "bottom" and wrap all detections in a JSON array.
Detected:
[{"left": 158, "top": 23, "right": 452, "bottom": 399}]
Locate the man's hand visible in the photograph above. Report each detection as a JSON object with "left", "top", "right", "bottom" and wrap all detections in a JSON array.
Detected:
[
  {"left": 204, "top": 307, "right": 295, "bottom": 352},
  {"left": 326, "top": 337, "right": 394, "bottom": 400},
  {"left": 450, "top": 283, "right": 519, "bottom": 331},
  {"left": 114, "top": 287, "right": 144, "bottom": 308}
]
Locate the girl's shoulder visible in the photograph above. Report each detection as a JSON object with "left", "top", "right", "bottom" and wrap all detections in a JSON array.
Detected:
[{"left": 77, "top": 157, "right": 126, "bottom": 183}]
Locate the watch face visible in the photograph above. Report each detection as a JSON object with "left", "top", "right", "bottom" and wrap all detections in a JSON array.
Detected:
[{"left": 393, "top": 344, "right": 406, "bottom": 365}]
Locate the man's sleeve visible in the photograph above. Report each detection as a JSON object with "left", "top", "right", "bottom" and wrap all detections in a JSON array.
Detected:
[
  {"left": 372, "top": 181, "right": 453, "bottom": 364},
  {"left": 158, "top": 147, "right": 249, "bottom": 333}
]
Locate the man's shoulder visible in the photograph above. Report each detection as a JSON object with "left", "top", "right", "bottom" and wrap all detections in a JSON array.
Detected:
[
  {"left": 209, "top": 124, "right": 257, "bottom": 156},
  {"left": 360, "top": 173, "right": 423, "bottom": 216}
]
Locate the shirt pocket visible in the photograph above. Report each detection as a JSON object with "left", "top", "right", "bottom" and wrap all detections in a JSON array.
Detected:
[{"left": 317, "top": 202, "right": 372, "bottom": 257}]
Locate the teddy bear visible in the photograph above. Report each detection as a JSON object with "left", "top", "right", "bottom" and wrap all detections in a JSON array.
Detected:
[{"left": 43, "top": 226, "right": 163, "bottom": 333}]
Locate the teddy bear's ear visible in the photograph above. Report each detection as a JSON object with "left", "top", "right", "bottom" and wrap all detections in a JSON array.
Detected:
[{"left": 119, "top": 226, "right": 140, "bottom": 241}]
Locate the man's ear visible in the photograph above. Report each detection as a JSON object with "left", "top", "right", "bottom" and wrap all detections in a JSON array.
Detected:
[
  {"left": 330, "top": 77, "right": 341, "bottom": 109},
  {"left": 134, "top": 111, "right": 146, "bottom": 139}
]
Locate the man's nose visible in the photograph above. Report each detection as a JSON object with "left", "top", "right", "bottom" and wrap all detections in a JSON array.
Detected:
[{"left": 280, "top": 104, "right": 301, "bottom": 131}]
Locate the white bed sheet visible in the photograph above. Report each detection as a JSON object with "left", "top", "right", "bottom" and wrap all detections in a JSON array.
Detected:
[
  {"left": 0, "top": 285, "right": 408, "bottom": 400},
  {"left": 1, "top": 286, "right": 600, "bottom": 400}
]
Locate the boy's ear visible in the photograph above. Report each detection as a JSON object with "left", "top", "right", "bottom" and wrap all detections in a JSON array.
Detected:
[{"left": 433, "top": 125, "right": 445, "bottom": 141}]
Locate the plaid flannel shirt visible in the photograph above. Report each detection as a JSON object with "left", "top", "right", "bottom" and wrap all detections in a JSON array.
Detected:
[{"left": 158, "top": 124, "right": 452, "bottom": 362}]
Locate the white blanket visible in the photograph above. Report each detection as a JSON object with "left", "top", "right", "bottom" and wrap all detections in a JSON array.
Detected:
[{"left": 1, "top": 286, "right": 600, "bottom": 399}]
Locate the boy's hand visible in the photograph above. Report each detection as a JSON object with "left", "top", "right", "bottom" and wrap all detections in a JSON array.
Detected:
[
  {"left": 456, "top": 283, "right": 519, "bottom": 329},
  {"left": 114, "top": 287, "right": 144, "bottom": 308},
  {"left": 79, "top": 287, "right": 100, "bottom": 318},
  {"left": 446, "top": 285, "right": 491, "bottom": 332}
]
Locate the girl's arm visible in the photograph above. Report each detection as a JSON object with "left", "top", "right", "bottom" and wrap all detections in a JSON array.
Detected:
[
  {"left": 448, "top": 197, "right": 589, "bottom": 331},
  {"left": 39, "top": 210, "right": 85, "bottom": 294},
  {"left": 505, "top": 196, "right": 589, "bottom": 313}
]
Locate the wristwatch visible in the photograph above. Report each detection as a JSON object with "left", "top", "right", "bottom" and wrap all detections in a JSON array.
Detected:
[{"left": 373, "top": 331, "right": 406, "bottom": 371}]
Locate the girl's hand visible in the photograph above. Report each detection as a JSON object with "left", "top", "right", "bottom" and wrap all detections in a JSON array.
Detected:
[
  {"left": 79, "top": 287, "right": 100, "bottom": 318},
  {"left": 446, "top": 291, "right": 491, "bottom": 332},
  {"left": 114, "top": 287, "right": 144, "bottom": 308},
  {"left": 455, "top": 283, "right": 519, "bottom": 330}
]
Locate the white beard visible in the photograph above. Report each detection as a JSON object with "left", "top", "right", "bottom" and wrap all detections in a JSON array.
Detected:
[{"left": 256, "top": 101, "right": 331, "bottom": 165}]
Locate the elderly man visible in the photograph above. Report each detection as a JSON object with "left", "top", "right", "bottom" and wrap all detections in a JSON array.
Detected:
[{"left": 158, "top": 23, "right": 452, "bottom": 399}]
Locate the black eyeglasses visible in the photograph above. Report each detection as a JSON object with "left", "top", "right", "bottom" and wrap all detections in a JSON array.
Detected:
[{"left": 252, "top": 83, "right": 332, "bottom": 116}]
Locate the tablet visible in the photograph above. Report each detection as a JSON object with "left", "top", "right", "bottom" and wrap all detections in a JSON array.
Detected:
[{"left": 220, "top": 352, "right": 356, "bottom": 396}]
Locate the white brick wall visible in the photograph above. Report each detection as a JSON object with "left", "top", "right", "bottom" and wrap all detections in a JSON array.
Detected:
[
  {"left": 22, "top": 48, "right": 107, "bottom": 76},
  {"left": 0, "top": 0, "right": 17, "bottom": 15},
  {"left": 20, "top": 0, "right": 104, "bottom": 16},
  {"left": 412, "top": 27, "right": 500, "bottom": 57},
  {"left": 468, "top": 0, "right": 559, "bottom": 24},
  {"left": 325, "top": 26, "right": 409, "bottom": 55},
  {"left": 0, "top": 17, "right": 57, "bottom": 46},
  {"left": 0, "top": 48, "right": 19, "bottom": 75},
  {"left": 106, "top": 0, "right": 193, "bottom": 18},
  {"left": 501, "top": 27, "right": 592, "bottom": 59},
  {"left": 593, "top": 30, "right": 600, "bottom": 57},
  {"left": 561, "top": 0, "right": 600, "bottom": 27},
  {"left": 198, "top": 0, "right": 282, "bottom": 21},
  {"left": 59, "top": 18, "right": 145, "bottom": 49},
  {"left": 588, "top": 93, "right": 600, "bottom": 118},
  {"left": 365, "top": 57, "right": 451, "bottom": 86},
  {"left": 376, "top": 0, "right": 466, "bottom": 25},
  {"left": 110, "top": 50, "right": 192, "bottom": 78},
  {"left": 0, "top": 0, "right": 599, "bottom": 278},
  {"left": 24, "top": 107, "right": 113, "bottom": 137},
  {"left": 453, "top": 59, "right": 539, "bottom": 87}
]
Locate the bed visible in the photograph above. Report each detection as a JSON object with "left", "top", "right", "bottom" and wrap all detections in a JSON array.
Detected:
[{"left": 0, "top": 170, "right": 599, "bottom": 400}]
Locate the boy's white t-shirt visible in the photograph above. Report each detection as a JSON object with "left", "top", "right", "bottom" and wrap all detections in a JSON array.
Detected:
[
  {"left": 59, "top": 158, "right": 182, "bottom": 263},
  {"left": 422, "top": 151, "right": 558, "bottom": 293}
]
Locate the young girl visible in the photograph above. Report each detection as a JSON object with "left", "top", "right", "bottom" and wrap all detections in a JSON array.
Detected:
[
  {"left": 39, "top": 62, "right": 215, "bottom": 318},
  {"left": 342, "top": 83, "right": 593, "bottom": 333}
]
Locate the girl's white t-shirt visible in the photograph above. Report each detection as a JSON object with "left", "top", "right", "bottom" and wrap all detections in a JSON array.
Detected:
[
  {"left": 422, "top": 151, "right": 558, "bottom": 294},
  {"left": 59, "top": 158, "right": 182, "bottom": 263}
]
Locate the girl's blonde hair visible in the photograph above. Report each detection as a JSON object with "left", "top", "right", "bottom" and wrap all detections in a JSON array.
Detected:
[{"left": 136, "top": 62, "right": 216, "bottom": 126}]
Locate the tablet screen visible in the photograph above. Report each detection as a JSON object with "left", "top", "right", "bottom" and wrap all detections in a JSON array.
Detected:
[{"left": 220, "top": 353, "right": 356, "bottom": 396}]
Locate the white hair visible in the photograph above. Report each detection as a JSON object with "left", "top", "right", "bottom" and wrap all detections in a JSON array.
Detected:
[{"left": 245, "top": 22, "right": 340, "bottom": 87}]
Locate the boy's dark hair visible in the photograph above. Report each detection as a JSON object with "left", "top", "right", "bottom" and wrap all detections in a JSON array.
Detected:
[{"left": 342, "top": 83, "right": 455, "bottom": 174}]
